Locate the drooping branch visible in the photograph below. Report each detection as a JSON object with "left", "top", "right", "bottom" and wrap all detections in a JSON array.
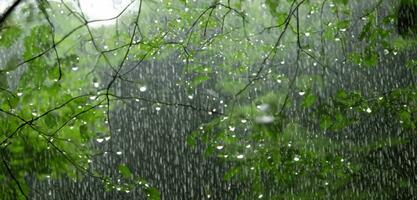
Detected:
[
  {"left": 1, "top": 157, "right": 28, "bottom": 199},
  {"left": 0, "top": 0, "right": 23, "bottom": 27},
  {"left": 12, "top": 0, "right": 136, "bottom": 71},
  {"left": 233, "top": 0, "right": 306, "bottom": 98},
  {"left": 105, "top": 0, "right": 143, "bottom": 142},
  {"left": 37, "top": 0, "right": 63, "bottom": 81}
]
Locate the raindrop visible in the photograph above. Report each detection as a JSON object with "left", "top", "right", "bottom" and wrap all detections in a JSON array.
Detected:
[
  {"left": 294, "top": 155, "right": 300, "bottom": 161},
  {"left": 256, "top": 104, "right": 269, "bottom": 112},
  {"left": 139, "top": 86, "right": 147, "bottom": 92},
  {"left": 255, "top": 115, "right": 274, "bottom": 124},
  {"left": 93, "top": 82, "right": 100, "bottom": 88}
]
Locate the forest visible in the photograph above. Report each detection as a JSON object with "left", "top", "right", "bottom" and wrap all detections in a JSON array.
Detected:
[{"left": 0, "top": 0, "right": 416, "bottom": 199}]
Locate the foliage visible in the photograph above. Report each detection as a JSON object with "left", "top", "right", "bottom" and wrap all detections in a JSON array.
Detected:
[{"left": 0, "top": 0, "right": 416, "bottom": 199}]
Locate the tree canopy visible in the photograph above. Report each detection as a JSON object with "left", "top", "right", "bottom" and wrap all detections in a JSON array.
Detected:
[{"left": 0, "top": 0, "right": 416, "bottom": 199}]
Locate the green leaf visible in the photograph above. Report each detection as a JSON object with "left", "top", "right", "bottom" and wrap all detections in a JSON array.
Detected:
[
  {"left": 406, "top": 59, "right": 417, "bottom": 72},
  {"left": 190, "top": 75, "right": 209, "bottom": 88},
  {"left": 320, "top": 116, "right": 332, "bottom": 130},
  {"left": 0, "top": 26, "right": 22, "bottom": 48},
  {"left": 265, "top": 0, "right": 280, "bottom": 16},
  {"left": 224, "top": 167, "right": 241, "bottom": 180},
  {"left": 23, "top": 25, "right": 51, "bottom": 60},
  {"left": 348, "top": 52, "right": 362, "bottom": 65},
  {"left": 399, "top": 111, "right": 415, "bottom": 129},
  {"left": 186, "top": 130, "right": 198, "bottom": 147},
  {"left": 302, "top": 92, "right": 316, "bottom": 108},
  {"left": 118, "top": 164, "right": 133, "bottom": 178},
  {"left": 216, "top": 79, "right": 245, "bottom": 95},
  {"left": 45, "top": 114, "right": 58, "bottom": 128},
  {"left": 0, "top": 73, "right": 8, "bottom": 88},
  {"left": 336, "top": 20, "right": 350, "bottom": 29},
  {"left": 7, "top": 96, "right": 19, "bottom": 109},
  {"left": 79, "top": 124, "right": 88, "bottom": 135},
  {"left": 359, "top": 19, "right": 373, "bottom": 41},
  {"left": 145, "top": 187, "right": 161, "bottom": 200},
  {"left": 363, "top": 51, "right": 378, "bottom": 67}
]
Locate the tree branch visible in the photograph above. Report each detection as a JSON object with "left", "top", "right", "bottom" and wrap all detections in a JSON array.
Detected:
[
  {"left": 1, "top": 157, "right": 28, "bottom": 199},
  {"left": 0, "top": 0, "right": 22, "bottom": 27}
]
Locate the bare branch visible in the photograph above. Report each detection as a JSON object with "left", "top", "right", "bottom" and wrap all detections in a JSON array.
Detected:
[
  {"left": 1, "top": 157, "right": 28, "bottom": 199},
  {"left": 0, "top": 0, "right": 23, "bottom": 27}
]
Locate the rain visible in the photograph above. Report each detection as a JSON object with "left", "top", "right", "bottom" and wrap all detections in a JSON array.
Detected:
[{"left": 0, "top": 0, "right": 416, "bottom": 199}]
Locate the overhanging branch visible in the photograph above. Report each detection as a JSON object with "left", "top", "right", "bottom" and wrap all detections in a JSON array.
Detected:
[{"left": 0, "top": 0, "right": 23, "bottom": 27}]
